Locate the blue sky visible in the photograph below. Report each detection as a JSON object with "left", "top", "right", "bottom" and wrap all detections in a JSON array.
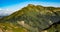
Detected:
[
  {"left": 0, "top": 0, "right": 60, "bottom": 16},
  {"left": 0, "top": 0, "right": 60, "bottom": 7}
]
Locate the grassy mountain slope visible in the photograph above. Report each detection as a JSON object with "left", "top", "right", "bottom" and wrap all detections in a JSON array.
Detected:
[{"left": 0, "top": 4, "right": 60, "bottom": 32}]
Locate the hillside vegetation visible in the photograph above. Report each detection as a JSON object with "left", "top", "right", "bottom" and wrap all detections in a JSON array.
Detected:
[{"left": 0, "top": 4, "right": 60, "bottom": 32}]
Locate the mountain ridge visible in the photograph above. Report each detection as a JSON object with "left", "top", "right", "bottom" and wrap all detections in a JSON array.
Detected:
[
  {"left": 0, "top": 4, "right": 60, "bottom": 32},
  {"left": 1, "top": 4, "right": 60, "bottom": 21}
]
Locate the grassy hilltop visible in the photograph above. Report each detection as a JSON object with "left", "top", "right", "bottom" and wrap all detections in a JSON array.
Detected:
[{"left": 0, "top": 4, "right": 60, "bottom": 32}]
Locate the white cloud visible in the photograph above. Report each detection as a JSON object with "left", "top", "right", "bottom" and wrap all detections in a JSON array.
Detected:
[
  {"left": 0, "top": 8, "right": 2, "bottom": 10},
  {"left": 0, "top": 8, "right": 13, "bottom": 16}
]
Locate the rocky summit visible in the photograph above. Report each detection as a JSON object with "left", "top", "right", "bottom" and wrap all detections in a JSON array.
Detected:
[{"left": 0, "top": 4, "right": 60, "bottom": 32}]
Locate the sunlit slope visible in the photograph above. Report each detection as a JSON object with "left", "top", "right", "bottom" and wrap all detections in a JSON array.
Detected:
[{"left": 0, "top": 4, "right": 60, "bottom": 32}]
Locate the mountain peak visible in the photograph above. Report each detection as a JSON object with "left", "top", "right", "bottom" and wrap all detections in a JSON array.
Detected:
[
  {"left": 0, "top": 4, "right": 60, "bottom": 32},
  {"left": 27, "top": 4, "right": 35, "bottom": 7}
]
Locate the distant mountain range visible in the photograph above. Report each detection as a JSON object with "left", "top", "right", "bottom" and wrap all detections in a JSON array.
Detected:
[
  {"left": 0, "top": 14, "right": 9, "bottom": 18},
  {"left": 0, "top": 4, "right": 60, "bottom": 32}
]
